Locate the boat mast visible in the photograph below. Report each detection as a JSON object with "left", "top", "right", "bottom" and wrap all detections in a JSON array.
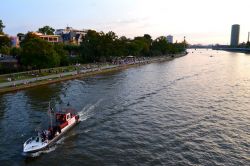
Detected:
[{"left": 48, "top": 102, "right": 53, "bottom": 129}]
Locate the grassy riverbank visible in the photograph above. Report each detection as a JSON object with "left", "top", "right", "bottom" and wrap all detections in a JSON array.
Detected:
[{"left": 0, "top": 53, "right": 187, "bottom": 94}]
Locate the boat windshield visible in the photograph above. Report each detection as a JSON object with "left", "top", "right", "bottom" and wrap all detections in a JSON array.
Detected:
[{"left": 30, "top": 136, "right": 41, "bottom": 142}]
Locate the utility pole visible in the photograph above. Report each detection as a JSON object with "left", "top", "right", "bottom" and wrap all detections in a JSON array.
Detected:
[{"left": 48, "top": 102, "right": 53, "bottom": 129}]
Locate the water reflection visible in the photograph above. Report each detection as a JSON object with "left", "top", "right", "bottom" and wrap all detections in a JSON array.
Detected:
[{"left": 0, "top": 95, "right": 6, "bottom": 119}]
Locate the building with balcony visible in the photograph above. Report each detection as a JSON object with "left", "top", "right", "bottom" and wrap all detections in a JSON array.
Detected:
[
  {"left": 33, "top": 32, "right": 61, "bottom": 43},
  {"left": 55, "top": 27, "right": 88, "bottom": 45}
]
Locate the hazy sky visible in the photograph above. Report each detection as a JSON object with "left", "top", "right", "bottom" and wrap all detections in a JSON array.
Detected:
[{"left": 1, "top": 0, "right": 250, "bottom": 44}]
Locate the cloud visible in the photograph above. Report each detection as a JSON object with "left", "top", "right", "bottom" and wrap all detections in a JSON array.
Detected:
[{"left": 114, "top": 17, "right": 150, "bottom": 25}]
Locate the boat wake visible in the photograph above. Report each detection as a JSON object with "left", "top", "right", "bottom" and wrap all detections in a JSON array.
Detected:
[{"left": 78, "top": 99, "right": 103, "bottom": 121}]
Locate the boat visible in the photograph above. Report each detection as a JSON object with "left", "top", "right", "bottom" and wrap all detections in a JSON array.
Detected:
[{"left": 23, "top": 105, "right": 79, "bottom": 155}]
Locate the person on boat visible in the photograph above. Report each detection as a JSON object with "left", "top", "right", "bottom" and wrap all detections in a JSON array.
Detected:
[
  {"left": 41, "top": 131, "right": 46, "bottom": 142},
  {"left": 48, "top": 129, "right": 53, "bottom": 140}
]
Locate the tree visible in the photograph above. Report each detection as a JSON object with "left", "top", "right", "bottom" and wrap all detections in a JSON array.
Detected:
[
  {"left": 151, "top": 36, "right": 168, "bottom": 55},
  {"left": 80, "top": 30, "right": 102, "bottom": 62},
  {"left": 0, "top": 45, "right": 11, "bottom": 55},
  {"left": 19, "top": 32, "right": 40, "bottom": 47},
  {"left": 38, "top": 25, "right": 55, "bottom": 35},
  {"left": 0, "top": 20, "right": 5, "bottom": 34},
  {"left": 81, "top": 30, "right": 186, "bottom": 63},
  {"left": 20, "top": 38, "right": 60, "bottom": 69},
  {"left": 0, "top": 35, "right": 11, "bottom": 48},
  {"left": 54, "top": 43, "right": 69, "bottom": 66},
  {"left": 143, "top": 34, "right": 152, "bottom": 43},
  {"left": 10, "top": 47, "right": 22, "bottom": 57}
]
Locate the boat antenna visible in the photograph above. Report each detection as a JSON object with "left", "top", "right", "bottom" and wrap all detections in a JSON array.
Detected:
[{"left": 48, "top": 102, "right": 53, "bottom": 129}]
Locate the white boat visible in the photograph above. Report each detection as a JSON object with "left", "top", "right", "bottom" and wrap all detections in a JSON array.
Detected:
[{"left": 23, "top": 107, "right": 79, "bottom": 155}]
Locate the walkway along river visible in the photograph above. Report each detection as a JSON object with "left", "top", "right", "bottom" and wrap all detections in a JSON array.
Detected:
[{"left": 0, "top": 49, "right": 249, "bottom": 165}]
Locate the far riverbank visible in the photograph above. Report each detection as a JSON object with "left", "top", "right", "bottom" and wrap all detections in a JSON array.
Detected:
[
  {"left": 212, "top": 47, "right": 250, "bottom": 53},
  {"left": 0, "top": 53, "right": 187, "bottom": 94}
]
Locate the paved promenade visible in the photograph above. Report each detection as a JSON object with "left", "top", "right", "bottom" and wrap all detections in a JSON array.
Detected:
[{"left": 0, "top": 64, "right": 118, "bottom": 88}]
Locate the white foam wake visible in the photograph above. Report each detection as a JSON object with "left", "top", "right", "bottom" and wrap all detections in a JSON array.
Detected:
[{"left": 78, "top": 99, "right": 103, "bottom": 121}]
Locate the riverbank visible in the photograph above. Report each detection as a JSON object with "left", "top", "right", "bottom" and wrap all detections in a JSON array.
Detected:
[{"left": 0, "top": 53, "right": 187, "bottom": 94}]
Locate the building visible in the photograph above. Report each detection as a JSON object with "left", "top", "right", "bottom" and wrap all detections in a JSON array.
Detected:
[
  {"left": 33, "top": 32, "right": 61, "bottom": 43},
  {"left": 230, "top": 24, "right": 240, "bottom": 47},
  {"left": 10, "top": 36, "right": 20, "bottom": 47},
  {"left": 17, "top": 32, "right": 61, "bottom": 44},
  {"left": 17, "top": 33, "right": 25, "bottom": 42},
  {"left": 166, "top": 35, "right": 173, "bottom": 43},
  {"left": 55, "top": 27, "right": 88, "bottom": 45}
]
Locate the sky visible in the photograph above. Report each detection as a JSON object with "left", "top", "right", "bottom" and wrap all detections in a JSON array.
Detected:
[{"left": 1, "top": 0, "right": 250, "bottom": 45}]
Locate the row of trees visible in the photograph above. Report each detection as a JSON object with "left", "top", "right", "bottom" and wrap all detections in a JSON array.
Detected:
[
  {"left": 0, "top": 21, "right": 187, "bottom": 72},
  {"left": 80, "top": 30, "right": 186, "bottom": 62}
]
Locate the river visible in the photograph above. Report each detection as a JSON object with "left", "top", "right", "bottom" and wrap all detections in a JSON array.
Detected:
[{"left": 0, "top": 49, "right": 249, "bottom": 165}]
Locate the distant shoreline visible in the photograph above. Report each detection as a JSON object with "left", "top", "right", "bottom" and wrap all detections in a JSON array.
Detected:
[
  {"left": 212, "top": 47, "right": 250, "bottom": 53},
  {"left": 0, "top": 53, "right": 187, "bottom": 94}
]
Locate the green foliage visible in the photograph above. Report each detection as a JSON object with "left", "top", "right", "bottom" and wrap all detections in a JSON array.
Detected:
[
  {"left": 0, "top": 34, "right": 11, "bottom": 55},
  {"left": 10, "top": 47, "right": 22, "bottom": 57},
  {"left": 0, "top": 20, "right": 5, "bottom": 34},
  {"left": 246, "top": 41, "right": 250, "bottom": 48},
  {"left": 64, "top": 44, "right": 81, "bottom": 56},
  {"left": 151, "top": 36, "right": 186, "bottom": 55},
  {"left": 151, "top": 36, "right": 168, "bottom": 55},
  {"left": 0, "top": 35, "right": 11, "bottom": 48},
  {"left": 54, "top": 43, "right": 69, "bottom": 66},
  {"left": 0, "top": 45, "right": 11, "bottom": 55},
  {"left": 38, "top": 25, "right": 55, "bottom": 35},
  {"left": 80, "top": 30, "right": 102, "bottom": 62},
  {"left": 20, "top": 32, "right": 40, "bottom": 47},
  {"left": 20, "top": 38, "right": 60, "bottom": 69},
  {"left": 79, "top": 30, "right": 186, "bottom": 63}
]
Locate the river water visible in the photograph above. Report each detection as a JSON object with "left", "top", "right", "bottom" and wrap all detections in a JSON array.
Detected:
[{"left": 0, "top": 49, "right": 249, "bottom": 166}]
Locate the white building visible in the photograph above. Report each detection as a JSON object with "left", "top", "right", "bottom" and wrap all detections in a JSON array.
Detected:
[
  {"left": 55, "top": 27, "right": 88, "bottom": 45},
  {"left": 166, "top": 35, "right": 173, "bottom": 43}
]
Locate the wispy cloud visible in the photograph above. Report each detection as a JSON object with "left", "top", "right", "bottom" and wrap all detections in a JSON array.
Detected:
[{"left": 114, "top": 17, "right": 149, "bottom": 25}]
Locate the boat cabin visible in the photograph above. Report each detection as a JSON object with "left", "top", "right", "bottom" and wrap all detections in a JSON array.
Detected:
[
  {"left": 55, "top": 112, "right": 73, "bottom": 129},
  {"left": 56, "top": 113, "right": 72, "bottom": 123}
]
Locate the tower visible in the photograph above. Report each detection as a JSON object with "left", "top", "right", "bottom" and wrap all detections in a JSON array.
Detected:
[
  {"left": 166, "top": 35, "right": 173, "bottom": 43},
  {"left": 230, "top": 24, "right": 240, "bottom": 47}
]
